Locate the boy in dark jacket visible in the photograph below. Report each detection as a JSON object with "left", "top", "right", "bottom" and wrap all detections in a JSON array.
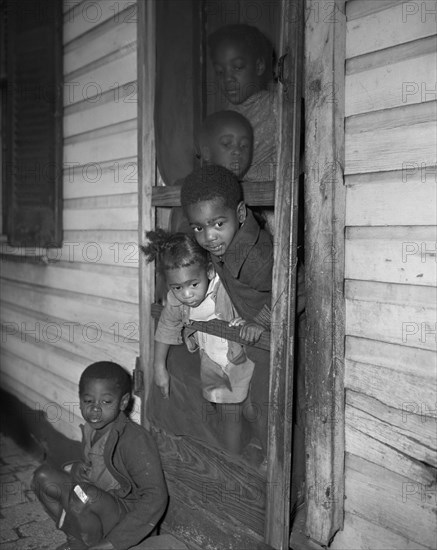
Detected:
[
  {"left": 181, "top": 165, "right": 273, "bottom": 464},
  {"left": 32, "top": 361, "right": 168, "bottom": 550}
]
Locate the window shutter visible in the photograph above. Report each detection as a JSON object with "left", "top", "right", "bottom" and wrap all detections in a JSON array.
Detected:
[{"left": 6, "top": 0, "right": 62, "bottom": 247}]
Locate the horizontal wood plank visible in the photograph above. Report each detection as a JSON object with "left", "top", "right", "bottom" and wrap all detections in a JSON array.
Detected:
[
  {"left": 346, "top": 2, "right": 437, "bottom": 57},
  {"left": 64, "top": 127, "right": 137, "bottom": 165},
  {"left": 346, "top": 390, "right": 436, "bottom": 466},
  {"left": 65, "top": 192, "right": 137, "bottom": 209},
  {"left": 0, "top": 303, "right": 139, "bottom": 367},
  {"left": 65, "top": 19, "right": 136, "bottom": 73},
  {"left": 63, "top": 50, "right": 137, "bottom": 106},
  {"left": 63, "top": 206, "right": 138, "bottom": 231},
  {"left": 64, "top": 0, "right": 137, "bottom": 44},
  {"left": 331, "top": 511, "right": 428, "bottom": 550},
  {"left": 345, "top": 280, "right": 437, "bottom": 350},
  {"left": 1, "top": 347, "right": 80, "bottom": 406},
  {"left": 63, "top": 157, "right": 138, "bottom": 199},
  {"left": 151, "top": 303, "right": 270, "bottom": 351},
  {"left": 0, "top": 280, "right": 140, "bottom": 338},
  {"left": 345, "top": 421, "right": 436, "bottom": 483},
  {"left": 1, "top": 241, "right": 139, "bottom": 268},
  {"left": 64, "top": 88, "right": 137, "bottom": 137},
  {"left": 345, "top": 171, "right": 437, "bottom": 226},
  {"left": 345, "top": 358, "right": 435, "bottom": 421},
  {"left": 346, "top": 0, "right": 403, "bottom": 21},
  {"left": 345, "top": 226, "right": 436, "bottom": 286},
  {"left": 64, "top": 118, "right": 136, "bottom": 145},
  {"left": 346, "top": 34, "right": 437, "bottom": 75},
  {"left": 0, "top": 261, "right": 139, "bottom": 303},
  {"left": 345, "top": 113, "right": 436, "bottom": 175},
  {"left": 151, "top": 180, "right": 276, "bottom": 207},
  {"left": 343, "top": 453, "right": 436, "bottom": 548},
  {"left": 346, "top": 50, "right": 436, "bottom": 116},
  {"left": 346, "top": 335, "right": 435, "bottom": 379},
  {"left": 64, "top": 229, "right": 138, "bottom": 244}
]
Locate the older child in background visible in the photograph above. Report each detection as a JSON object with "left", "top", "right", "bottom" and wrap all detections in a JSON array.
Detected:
[
  {"left": 32, "top": 362, "right": 168, "bottom": 550},
  {"left": 181, "top": 165, "right": 273, "bottom": 464},
  {"left": 142, "top": 230, "right": 255, "bottom": 455},
  {"left": 208, "top": 24, "right": 277, "bottom": 183}
]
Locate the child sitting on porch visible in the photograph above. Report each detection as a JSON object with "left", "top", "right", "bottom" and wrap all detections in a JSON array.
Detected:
[
  {"left": 181, "top": 165, "right": 273, "bottom": 465},
  {"left": 208, "top": 23, "right": 277, "bottom": 183},
  {"left": 32, "top": 361, "right": 168, "bottom": 550},
  {"left": 142, "top": 229, "right": 255, "bottom": 455}
]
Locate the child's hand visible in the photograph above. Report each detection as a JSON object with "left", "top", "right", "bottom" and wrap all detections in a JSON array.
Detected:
[
  {"left": 239, "top": 322, "right": 265, "bottom": 344},
  {"left": 154, "top": 364, "right": 170, "bottom": 399},
  {"left": 70, "top": 461, "right": 90, "bottom": 483},
  {"left": 229, "top": 318, "right": 265, "bottom": 344}
]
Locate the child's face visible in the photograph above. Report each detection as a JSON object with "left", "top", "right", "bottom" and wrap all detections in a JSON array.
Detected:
[
  {"left": 202, "top": 121, "right": 253, "bottom": 178},
  {"left": 212, "top": 39, "right": 265, "bottom": 105},
  {"left": 186, "top": 198, "right": 246, "bottom": 257},
  {"left": 80, "top": 378, "right": 129, "bottom": 432},
  {"left": 166, "top": 262, "right": 211, "bottom": 307}
]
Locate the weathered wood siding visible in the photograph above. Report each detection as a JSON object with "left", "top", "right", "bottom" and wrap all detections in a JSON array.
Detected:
[
  {"left": 0, "top": 0, "right": 139, "bottom": 440},
  {"left": 332, "top": 1, "right": 436, "bottom": 548}
]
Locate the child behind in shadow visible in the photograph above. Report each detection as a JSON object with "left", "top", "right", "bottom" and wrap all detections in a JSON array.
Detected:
[
  {"left": 169, "top": 109, "right": 254, "bottom": 237},
  {"left": 208, "top": 23, "right": 277, "bottom": 184}
]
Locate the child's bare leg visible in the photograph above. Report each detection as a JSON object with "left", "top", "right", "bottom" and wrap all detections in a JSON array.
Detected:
[
  {"left": 32, "top": 464, "right": 72, "bottom": 523},
  {"left": 218, "top": 403, "right": 243, "bottom": 455}
]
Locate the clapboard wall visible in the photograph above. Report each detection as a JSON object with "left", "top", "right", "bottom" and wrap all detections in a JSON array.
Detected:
[
  {"left": 332, "top": 1, "right": 436, "bottom": 548},
  {"left": 0, "top": 0, "right": 139, "bottom": 440}
]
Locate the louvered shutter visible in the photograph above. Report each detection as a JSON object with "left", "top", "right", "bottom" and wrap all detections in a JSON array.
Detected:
[{"left": 6, "top": 0, "right": 62, "bottom": 246}]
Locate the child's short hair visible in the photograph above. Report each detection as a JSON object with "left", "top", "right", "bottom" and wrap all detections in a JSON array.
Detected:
[
  {"left": 181, "top": 165, "right": 243, "bottom": 212},
  {"left": 208, "top": 24, "right": 274, "bottom": 80},
  {"left": 79, "top": 361, "right": 132, "bottom": 396},
  {"left": 141, "top": 229, "right": 209, "bottom": 272},
  {"left": 198, "top": 110, "right": 253, "bottom": 149}
]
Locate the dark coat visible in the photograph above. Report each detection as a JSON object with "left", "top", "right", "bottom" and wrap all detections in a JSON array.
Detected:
[{"left": 80, "top": 414, "right": 168, "bottom": 550}]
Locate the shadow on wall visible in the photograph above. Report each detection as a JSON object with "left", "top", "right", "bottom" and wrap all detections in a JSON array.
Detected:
[{"left": 0, "top": 390, "right": 82, "bottom": 467}]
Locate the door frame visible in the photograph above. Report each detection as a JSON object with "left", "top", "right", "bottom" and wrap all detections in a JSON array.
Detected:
[
  {"left": 304, "top": 0, "right": 346, "bottom": 545},
  {"left": 137, "top": 0, "right": 347, "bottom": 547}
]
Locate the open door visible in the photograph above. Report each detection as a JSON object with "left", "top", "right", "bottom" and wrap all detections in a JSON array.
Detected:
[{"left": 137, "top": 1, "right": 304, "bottom": 548}]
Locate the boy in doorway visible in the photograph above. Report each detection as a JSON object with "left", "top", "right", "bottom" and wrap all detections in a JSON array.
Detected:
[{"left": 181, "top": 165, "right": 273, "bottom": 465}]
